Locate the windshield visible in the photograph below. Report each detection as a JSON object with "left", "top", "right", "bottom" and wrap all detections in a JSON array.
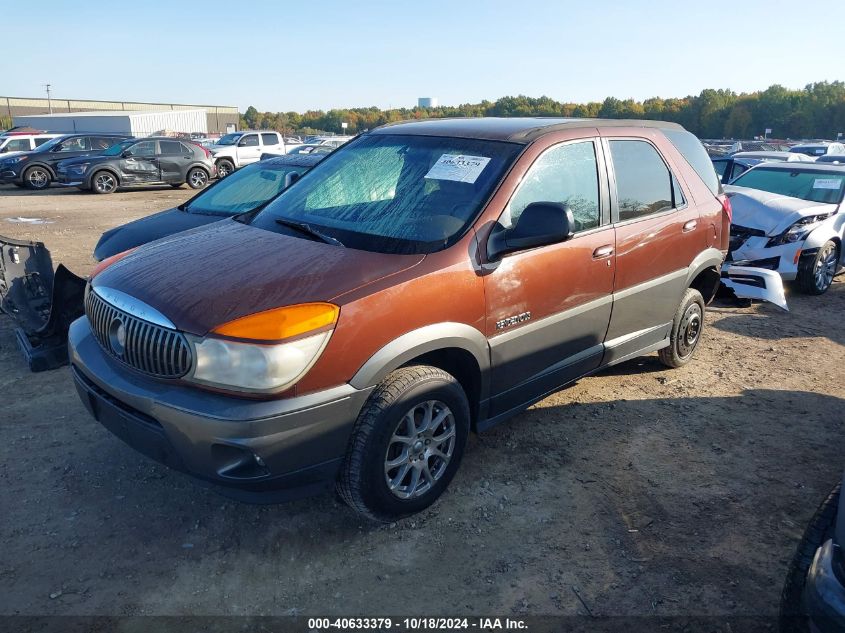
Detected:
[
  {"left": 215, "top": 133, "right": 243, "bottom": 146},
  {"left": 250, "top": 133, "right": 522, "bottom": 254},
  {"left": 102, "top": 140, "right": 135, "bottom": 156},
  {"left": 186, "top": 161, "right": 309, "bottom": 216},
  {"left": 732, "top": 168, "right": 845, "bottom": 204}
]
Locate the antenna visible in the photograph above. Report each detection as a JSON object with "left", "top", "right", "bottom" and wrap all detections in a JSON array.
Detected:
[{"left": 43, "top": 83, "right": 52, "bottom": 114}]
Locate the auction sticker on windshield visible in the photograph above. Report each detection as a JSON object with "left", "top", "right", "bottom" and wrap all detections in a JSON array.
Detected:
[
  {"left": 813, "top": 178, "right": 843, "bottom": 190},
  {"left": 425, "top": 154, "right": 491, "bottom": 183}
]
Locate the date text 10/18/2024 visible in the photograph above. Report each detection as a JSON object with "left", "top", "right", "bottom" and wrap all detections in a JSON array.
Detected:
[{"left": 308, "top": 617, "right": 529, "bottom": 630}]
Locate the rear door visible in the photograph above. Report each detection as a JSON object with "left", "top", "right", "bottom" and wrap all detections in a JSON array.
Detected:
[
  {"left": 261, "top": 132, "right": 280, "bottom": 151},
  {"left": 158, "top": 140, "right": 192, "bottom": 182},
  {"left": 119, "top": 140, "right": 160, "bottom": 183},
  {"left": 484, "top": 138, "right": 615, "bottom": 418},
  {"left": 236, "top": 133, "right": 261, "bottom": 165},
  {"left": 601, "top": 133, "right": 704, "bottom": 364}
]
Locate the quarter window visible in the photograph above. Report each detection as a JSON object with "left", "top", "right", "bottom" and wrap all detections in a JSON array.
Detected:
[
  {"left": 609, "top": 140, "right": 676, "bottom": 222},
  {"left": 261, "top": 133, "right": 279, "bottom": 146},
  {"left": 503, "top": 141, "right": 601, "bottom": 232}
]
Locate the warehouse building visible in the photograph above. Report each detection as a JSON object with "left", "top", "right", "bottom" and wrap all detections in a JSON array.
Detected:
[
  {"left": 14, "top": 109, "right": 208, "bottom": 137},
  {"left": 1, "top": 96, "right": 238, "bottom": 134}
]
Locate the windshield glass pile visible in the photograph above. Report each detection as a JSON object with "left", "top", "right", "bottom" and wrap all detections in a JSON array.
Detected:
[
  {"left": 732, "top": 168, "right": 845, "bottom": 204},
  {"left": 250, "top": 134, "right": 522, "bottom": 254}
]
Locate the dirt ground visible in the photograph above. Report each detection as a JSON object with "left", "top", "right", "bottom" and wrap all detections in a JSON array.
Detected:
[{"left": 0, "top": 184, "right": 843, "bottom": 620}]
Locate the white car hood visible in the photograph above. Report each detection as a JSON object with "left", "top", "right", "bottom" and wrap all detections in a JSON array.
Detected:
[{"left": 725, "top": 186, "right": 839, "bottom": 236}]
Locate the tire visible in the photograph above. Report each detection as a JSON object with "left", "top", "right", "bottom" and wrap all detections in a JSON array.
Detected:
[
  {"left": 216, "top": 159, "right": 235, "bottom": 178},
  {"left": 13, "top": 182, "right": 25, "bottom": 188},
  {"left": 779, "top": 483, "right": 840, "bottom": 633},
  {"left": 91, "top": 170, "right": 118, "bottom": 194},
  {"left": 658, "top": 287, "right": 705, "bottom": 368},
  {"left": 337, "top": 365, "right": 470, "bottom": 522},
  {"left": 186, "top": 167, "right": 209, "bottom": 189},
  {"left": 170, "top": 183, "right": 183, "bottom": 189},
  {"left": 797, "top": 241, "right": 839, "bottom": 295},
  {"left": 23, "top": 166, "right": 51, "bottom": 190}
]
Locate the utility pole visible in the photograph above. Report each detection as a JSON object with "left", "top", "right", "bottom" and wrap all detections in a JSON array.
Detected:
[{"left": 44, "top": 83, "right": 53, "bottom": 114}]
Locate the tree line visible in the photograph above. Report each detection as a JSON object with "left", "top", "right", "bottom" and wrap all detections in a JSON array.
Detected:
[{"left": 241, "top": 81, "right": 845, "bottom": 140}]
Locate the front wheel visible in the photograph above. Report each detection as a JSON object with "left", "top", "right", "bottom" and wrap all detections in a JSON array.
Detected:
[
  {"left": 23, "top": 166, "right": 51, "bottom": 190},
  {"left": 91, "top": 170, "right": 118, "bottom": 194},
  {"left": 658, "top": 287, "right": 705, "bottom": 368},
  {"left": 797, "top": 241, "right": 839, "bottom": 295},
  {"left": 216, "top": 159, "right": 235, "bottom": 178},
  {"left": 186, "top": 167, "right": 209, "bottom": 189},
  {"left": 337, "top": 365, "right": 470, "bottom": 522}
]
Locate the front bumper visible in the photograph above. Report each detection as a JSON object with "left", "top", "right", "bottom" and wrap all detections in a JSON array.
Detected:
[
  {"left": 724, "top": 235, "right": 802, "bottom": 280},
  {"left": 68, "top": 317, "right": 373, "bottom": 501},
  {"left": 804, "top": 539, "right": 845, "bottom": 633},
  {"left": 0, "top": 169, "right": 22, "bottom": 184}
]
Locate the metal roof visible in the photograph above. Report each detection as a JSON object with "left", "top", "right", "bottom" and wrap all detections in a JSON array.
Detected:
[{"left": 372, "top": 117, "right": 684, "bottom": 143}]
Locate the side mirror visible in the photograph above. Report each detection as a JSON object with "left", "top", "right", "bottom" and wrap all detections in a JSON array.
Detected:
[
  {"left": 488, "top": 201, "right": 574, "bottom": 260},
  {"left": 284, "top": 172, "right": 301, "bottom": 188},
  {"left": 121, "top": 150, "right": 133, "bottom": 158}
]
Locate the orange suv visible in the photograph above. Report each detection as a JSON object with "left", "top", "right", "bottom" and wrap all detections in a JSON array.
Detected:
[{"left": 69, "top": 118, "right": 730, "bottom": 520}]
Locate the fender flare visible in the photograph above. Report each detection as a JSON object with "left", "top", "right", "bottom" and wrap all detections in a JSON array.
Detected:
[
  {"left": 685, "top": 247, "right": 725, "bottom": 286},
  {"left": 349, "top": 322, "right": 490, "bottom": 394}
]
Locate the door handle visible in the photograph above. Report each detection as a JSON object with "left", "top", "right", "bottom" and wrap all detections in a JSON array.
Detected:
[
  {"left": 683, "top": 220, "right": 698, "bottom": 232},
  {"left": 592, "top": 245, "right": 614, "bottom": 259}
]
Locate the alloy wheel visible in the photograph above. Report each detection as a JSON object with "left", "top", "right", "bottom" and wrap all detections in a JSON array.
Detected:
[
  {"left": 27, "top": 168, "right": 49, "bottom": 189},
  {"left": 814, "top": 244, "right": 838, "bottom": 292},
  {"left": 384, "top": 400, "right": 456, "bottom": 500},
  {"left": 94, "top": 173, "right": 116, "bottom": 193},
  {"left": 189, "top": 170, "right": 208, "bottom": 188}
]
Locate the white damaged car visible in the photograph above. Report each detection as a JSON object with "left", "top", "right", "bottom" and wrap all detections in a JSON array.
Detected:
[{"left": 723, "top": 163, "right": 844, "bottom": 296}]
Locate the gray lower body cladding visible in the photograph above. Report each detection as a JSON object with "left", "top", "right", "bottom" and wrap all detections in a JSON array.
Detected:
[{"left": 69, "top": 317, "right": 372, "bottom": 498}]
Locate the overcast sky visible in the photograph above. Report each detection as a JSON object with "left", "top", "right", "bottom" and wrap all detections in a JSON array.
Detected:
[{"left": 3, "top": 0, "right": 843, "bottom": 112}]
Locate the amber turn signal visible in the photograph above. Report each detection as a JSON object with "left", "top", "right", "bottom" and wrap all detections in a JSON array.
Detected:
[{"left": 212, "top": 303, "right": 339, "bottom": 341}]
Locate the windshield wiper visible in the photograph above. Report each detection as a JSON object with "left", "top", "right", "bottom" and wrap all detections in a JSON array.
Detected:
[{"left": 275, "top": 217, "right": 344, "bottom": 247}]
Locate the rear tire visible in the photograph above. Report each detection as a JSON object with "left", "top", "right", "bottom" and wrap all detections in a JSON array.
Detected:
[
  {"left": 658, "top": 287, "right": 705, "bottom": 368},
  {"left": 186, "top": 167, "right": 209, "bottom": 189},
  {"left": 779, "top": 483, "right": 840, "bottom": 633},
  {"left": 23, "top": 166, "right": 51, "bottom": 190},
  {"left": 337, "top": 365, "right": 470, "bottom": 522},
  {"left": 216, "top": 159, "right": 235, "bottom": 178},
  {"left": 797, "top": 241, "right": 839, "bottom": 295}
]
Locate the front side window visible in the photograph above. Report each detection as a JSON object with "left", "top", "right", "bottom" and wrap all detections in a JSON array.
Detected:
[
  {"left": 56, "top": 137, "right": 89, "bottom": 153},
  {"left": 261, "top": 133, "right": 279, "bottom": 146},
  {"left": 250, "top": 134, "right": 522, "bottom": 254},
  {"left": 126, "top": 141, "right": 157, "bottom": 157},
  {"left": 712, "top": 159, "right": 729, "bottom": 178},
  {"left": 731, "top": 168, "right": 845, "bottom": 204},
  {"left": 215, "top": 133, "right": 242, "bottom": 146},
  {"left": 238, "top": 134, "right": 259, "bottom": 147},
  {"left": 502, "top": 141, "right": 601, "bottom": 232},
  {"left": 186, "top": 162, "right": 309, "bottom": 216},
  {"left": 3, "top": 138, "right": 31, "bottom": 152},
  {"left": 609, "top": 140, "right": 676, "bottom": 222}
]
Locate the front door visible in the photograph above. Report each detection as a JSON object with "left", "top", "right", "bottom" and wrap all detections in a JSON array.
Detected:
[
  {"left": 484, "top": 139, "right": 615, "bottom": 420},
  {"left": 236, "top": 133, "right": 261, "bottom": 165},
  {"left": 119, "top": 140, "right": 159, "bottom": 183},
  {"left": 601, "top": 135, "right": 705, "bottom": 363}
]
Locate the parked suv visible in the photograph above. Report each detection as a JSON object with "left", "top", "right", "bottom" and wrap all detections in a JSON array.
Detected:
[
  {"left": 209, "top": 130, "right": 285, "bottom": 177},
  {"left": 0, "top": 132, "right": 62, "bottom": 155},
  {"left": 69, "top": 118, "right": 729, "bottom": 520},
  {"left": 0, "top": 133, "right": 129, "bottom": 189},
  {"left": 56, "top": 137, "right": 215, "bottom": 194}
]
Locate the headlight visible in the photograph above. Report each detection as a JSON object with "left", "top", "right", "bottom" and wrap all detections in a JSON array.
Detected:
[
  {"left": 0, "top": 156, "right": 27, "bottom": 167},
  {"left": 767, "top": 214, "right": 829, "bottom": 246},
  {"left": 186, "top": 303, "right": 339, "bottom": 393}
]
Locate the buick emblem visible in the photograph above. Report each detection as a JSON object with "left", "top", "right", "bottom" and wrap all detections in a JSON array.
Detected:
[{"left": 108, "top": 317, "right": 127, "bottom": 356}]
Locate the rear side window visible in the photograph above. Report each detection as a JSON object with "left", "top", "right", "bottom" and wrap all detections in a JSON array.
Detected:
[
  {"left": 261, "top": 133, "right": 279, "bottom": 146},
  {"left": 663, "top": 128, "right": 721, "bottom": 196},
  {"left": 609, "top": 140, "right": 674, "bottom": 222},
  {"left": 34, "top": 137, "right": 53, "bottom": 147},
  {"left": 160, "top": 140, "right": 184, "bottom": 154},
  {"left": 504, "top": 140, "right": 601, "bottom": 232}
]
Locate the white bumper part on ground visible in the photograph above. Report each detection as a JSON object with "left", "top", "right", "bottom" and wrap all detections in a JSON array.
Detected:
[{"left": 722, "top": 266, "right": 789, "bottom": 311}]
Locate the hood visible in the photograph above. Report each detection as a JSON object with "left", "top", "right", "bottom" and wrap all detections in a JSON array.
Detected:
[
  {"left": 93, "top": 208, "right": 226, "bottom": 261},
  {"left": 92, "top": 219, "right": 425, "bottom": 335},
  {"left": 0, "top": 150, "right": 32, "bottom": 161},
  {"left": 724, "top": 186, "right": 839, "bottom": 235}
]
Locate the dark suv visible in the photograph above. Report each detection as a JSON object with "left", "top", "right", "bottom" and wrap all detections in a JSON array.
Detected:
[
  {"left": 69, "top": 117, "right": 730, "bottom": 520},
  {"left": 57, "top": 137, "right": 215, "bottom": 194},
  {"left": 0, "top": 133, "right": 130, "bottom": 189}
]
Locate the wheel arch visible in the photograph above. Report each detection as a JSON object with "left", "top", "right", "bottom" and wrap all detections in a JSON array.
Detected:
[
  {"left": 89, "top": 166, "right": 122, "bottom": 187},
  {"left": 349, "top": 323, "right": 490, "bottom": 428},
  {"left": 685, "top": 247, "right": 724, "bottom": 304},
  {"left": 24, "top": 161, "right": 56, "bottom": 179}
]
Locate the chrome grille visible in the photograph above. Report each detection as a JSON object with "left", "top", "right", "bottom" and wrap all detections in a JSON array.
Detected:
[{"left": 85, "top": 289, "right": 191, "bottom": 378}]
